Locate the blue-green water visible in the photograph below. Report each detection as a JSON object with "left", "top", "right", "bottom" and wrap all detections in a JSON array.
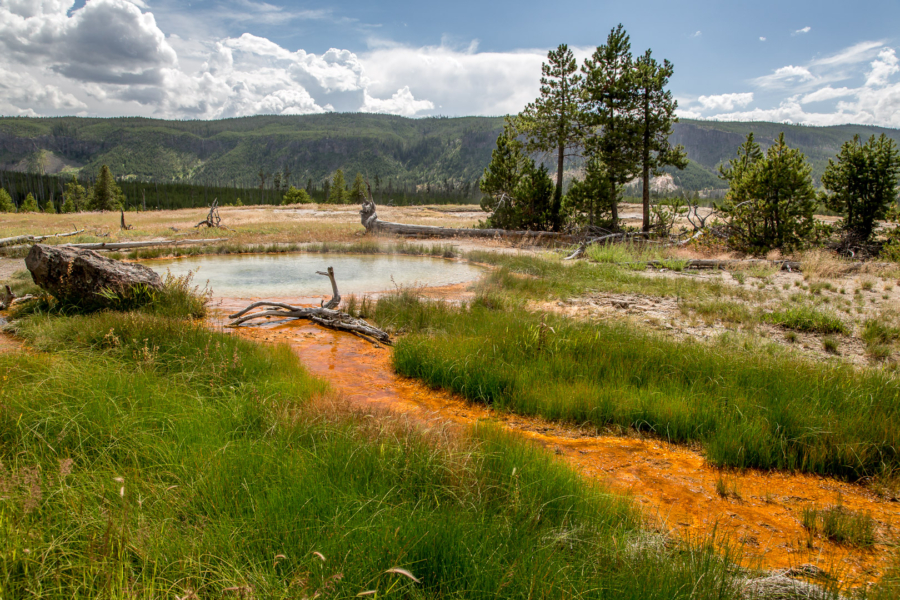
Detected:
[{"left": 143, "top": 253, "right": 482, "bottom": 298}]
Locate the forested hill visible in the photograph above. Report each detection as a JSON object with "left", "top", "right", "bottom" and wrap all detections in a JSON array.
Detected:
[{"left": 1, "top": 113, "right": 898, "bottom": 191}]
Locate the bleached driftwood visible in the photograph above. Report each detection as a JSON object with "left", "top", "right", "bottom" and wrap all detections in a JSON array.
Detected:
[
  {"left": 196, "top": 199, "right": 228, "bottom": 229},
  {"left": 227, "top": 266, "right": 390, "bottom": 345},
  {"left": 59, "top": 238, "right": 227, "bottom": 251},
  {"left": 0, "top": 228, "right": 85, "bottom": 248},
  {"left": 360, "top": 185, "right": 566, "bottom": 241},
  {"left": 1, "top": 284, "right": 35, "bottom": 310},
  {"left": 120, "top": 210, "right": 134, "bottom": 231}
]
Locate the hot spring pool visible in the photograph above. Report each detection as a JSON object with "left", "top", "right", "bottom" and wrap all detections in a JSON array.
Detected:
[{"left": 142, "top": 253, "right": 483, "bottom": 298}]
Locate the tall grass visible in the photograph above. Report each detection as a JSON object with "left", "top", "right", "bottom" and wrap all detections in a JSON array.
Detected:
[
  {"left": 0, "top": 309, "right": 746, "bottom": 598},
  {"left": 374, "top": 293, "right": 900, "bottom": 480}
]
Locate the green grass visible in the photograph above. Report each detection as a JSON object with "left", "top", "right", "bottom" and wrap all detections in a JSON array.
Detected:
[
  {"left": 0, "top": 305, "right": 748, "bottom": 598},
  {"left": 372, "top": 291, "right": 900, "bottom": 481},
  {"left": 465, "top": 252, "right": 759, "bottom": 302},
  {"left": 764, "top": 305, "right": 848, "bottom": 334},
  {"left": 801, "top": 505, "right": 876, "bottom": 547}
]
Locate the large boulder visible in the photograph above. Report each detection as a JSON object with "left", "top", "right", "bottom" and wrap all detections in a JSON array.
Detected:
[{"left": 25, "top": 244, "right": 163, "bottom": 308}]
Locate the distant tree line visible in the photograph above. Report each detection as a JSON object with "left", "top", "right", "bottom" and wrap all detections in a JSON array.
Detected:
[{"left": 0, "top": 166, "right": 482, "bottom": 213}]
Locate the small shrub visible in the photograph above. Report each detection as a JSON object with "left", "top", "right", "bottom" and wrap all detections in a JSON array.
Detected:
[
  {"left": 765, "top": 306, "right": 848, "bottom": 334},
  {"left": 860, "top": 278, "right": 876, "bottom": 291},
  {"left": 862, "top": 318, "right": 900, "bottom": 346},
  {"left": 822, "top": 336, "right": 840, "bottom": 354},
  {"left": 801, "top": 505, "right": 876, "bottom": 547},
  {"left": 785, "top": 331, "right": 798, "bottom": 343}
]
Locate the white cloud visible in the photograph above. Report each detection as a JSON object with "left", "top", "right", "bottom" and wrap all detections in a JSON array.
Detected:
[
  {"left": 759, "top": 37, "right": 766, "bottom": 42},
  {"left": 801, "top": 86, "right": 854, "bottom": 103},
  {"left": 793, "top": 26, "right": 811, "bottom": 35},
  {"left": 691, "top": 30, "right": 701, "bottom": 38},
  {"left": 755, "top": 65, "right": 816, "bottom": 88},
  {"left": 697, "top": 92, "right": 754, "bottom": 111},
  {"left": 0, "top": 0, "right": 441, "bottom": 118},
  {"left": 866, "top": 48, "right": 899, "bottom": 87},
  {"left": 682, "top": 41, "right": 900, "bottom": 128}
]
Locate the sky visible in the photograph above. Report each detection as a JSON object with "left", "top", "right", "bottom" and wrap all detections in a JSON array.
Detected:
[{"left": 1, "top": 0, "right": 899, "bottom": 126}]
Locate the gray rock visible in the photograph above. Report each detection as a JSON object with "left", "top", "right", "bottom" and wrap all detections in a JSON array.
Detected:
[{"left": 25, "top": 244, "right": 162, "bottom": 308}]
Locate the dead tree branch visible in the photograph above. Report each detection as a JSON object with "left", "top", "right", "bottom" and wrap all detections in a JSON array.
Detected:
[
  {"left": 563, "top": 232, "right": 652, "bottom": 260},
  {"left": 196, "top": 199, "right": 228, "bottom": 229},
  {"left": 227, "top": 267, "right": 390, "bottom": 345}
]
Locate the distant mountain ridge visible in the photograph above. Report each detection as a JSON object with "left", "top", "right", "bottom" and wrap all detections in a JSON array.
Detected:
[{"left": 1, "top": 114, "right": 898, "bottom": 191}]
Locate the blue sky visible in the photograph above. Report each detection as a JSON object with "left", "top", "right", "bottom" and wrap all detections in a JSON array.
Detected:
[{"left": 2, "top": 0, "right": 899, "bottom": 125}]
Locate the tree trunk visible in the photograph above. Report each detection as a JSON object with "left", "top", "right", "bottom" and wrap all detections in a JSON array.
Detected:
[
  {"left": 552, "top": 144, "right": 565, "bottom": 232},
  {"left": 642, "top": 91, "right": 652, "bottom": 233}
]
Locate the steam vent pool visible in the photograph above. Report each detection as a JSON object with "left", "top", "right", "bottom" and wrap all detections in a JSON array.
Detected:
[{"left": 142, "top": 253, "right": 484, "bottom": 298}]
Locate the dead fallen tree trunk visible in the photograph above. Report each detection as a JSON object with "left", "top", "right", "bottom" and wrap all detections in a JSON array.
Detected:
[
  {"left": 60, "top": 238, "right": 227, "bottom": 251},
  {"left": 227, "top": 266, "right": 390, "bottom": 345},
  {"left": 637, "top": 259, "right": 802, "bottom": 271},
  {"left": 0, "top": 228, "right": 85, "bottom": 248},
  {"left": 359, "top": 188, "right": 567, "bottom": 241}
]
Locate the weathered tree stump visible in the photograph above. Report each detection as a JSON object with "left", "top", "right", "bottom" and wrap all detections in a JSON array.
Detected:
[{"left": 25, "top": 244, "right": 163, "bottom": 307}]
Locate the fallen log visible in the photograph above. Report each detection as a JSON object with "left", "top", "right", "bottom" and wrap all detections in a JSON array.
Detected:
[
  {"left": 359, "top": 186, "right": 567, "bottom": 241},
  {"left": 59, "top": 238, "right": 227, "bottom": 251},
  {"left": 563, "top": 232, "right": 652, "bottom": 260},
  {"left": 26, "top": 244, "right": 163, "bottom": 308},
  {"left": 0, "top": 228, "right": 85, "bottom": 248},
  {"left": 227, "top": 266, "right": 390, "bottom": 345}
]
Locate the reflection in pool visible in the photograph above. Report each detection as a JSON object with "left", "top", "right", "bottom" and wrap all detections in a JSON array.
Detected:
[{"left": 142, "top": 253, "right": 483, "bottom": 298}]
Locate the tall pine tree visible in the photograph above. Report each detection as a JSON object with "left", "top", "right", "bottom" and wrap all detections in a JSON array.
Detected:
[
  {"left": 581, "top": 24, "right": 641, "bottom": 230},
  {"left": 329, "top": 170, "right": 347, "bottom": 204},
  {"left": 518, "top": 44, "right": 584, "bottom": 231},
  {"left": 634, "top": 49, "right": 687, "bottom": 232}
]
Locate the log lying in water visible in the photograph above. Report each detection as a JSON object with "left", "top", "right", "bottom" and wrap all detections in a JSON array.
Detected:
[
  {"left": 25, "top": 244, "right": 163, "bottom": 308},
  {"left": 226, "top": 266, "right": 391, "bottom": 345}
]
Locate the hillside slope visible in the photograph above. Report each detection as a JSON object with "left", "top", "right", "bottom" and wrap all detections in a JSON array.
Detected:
[{"left": 1, "top": 114, "right": 898, "bottom": 191}]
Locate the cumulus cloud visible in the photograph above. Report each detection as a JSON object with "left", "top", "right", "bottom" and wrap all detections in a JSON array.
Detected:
[
  {"left": 697, "top": 92, "right": 754, "bottom": 111},
  {"left": 759, "top": 37, "right": 766, "bottom": 42},
  {"left": 793, "top": 26, "right": 811, "bottom": 35},
  {"left": 691, "top": 30, "right": 701, "bottom": 37},
  {"left": 0, "top": 0, "right": 442, "bottom": 118},
  {"left": 755, "top": 65, "right": 816, "bottom": 88},
  {"left": 680, "top": 40, "right": 900, "bottom": 127}
]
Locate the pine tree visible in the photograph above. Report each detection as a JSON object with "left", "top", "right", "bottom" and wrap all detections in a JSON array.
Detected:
[
  {"left": 518, "top": 44, "right": 584, "bottom": 232},
  {"left": 20, "top": 193, "right": 39, "bottom": 212},
  {"left": 282, "top": 186, "right": 312, "bottom": 205},
  {"left": 581, "top": 25, "right": 641, "bottom": 230},
  {"left": 719, "top": 133, "right": 817, "bottom": 253},
  {"left": 350, "top": 172, "right": 366, "bottom": 203},
  {"left": 87, "top": 165, "right": 125, "bottom": 211},
  {"left": 43, "top": 197, "right": 56, "bottom": 214},
  {"left": 0, "top": 188, "right": 14, "bottom": 212},
  {"left": 565, "top": 157, "right": 617, "bottom": 228},
  {"left": 329, "top": 169, "right": 346, "bottom": 204},
  {"left": 822, "top": 134, "right": 900, "bottom": 243},
  {"left": 480, "top": 121, "right": 554, "bottom": 230},
  {"left": 634, "top": 49, "right": 687, "bottom": 232}
]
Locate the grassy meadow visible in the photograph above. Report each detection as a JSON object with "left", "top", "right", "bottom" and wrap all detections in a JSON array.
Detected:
[
  {"left": 0, "top": 286, "right": 758, "bottom": 598},
  {"left": 368, "top": 254, "right": 900, "bottom": 482}
]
